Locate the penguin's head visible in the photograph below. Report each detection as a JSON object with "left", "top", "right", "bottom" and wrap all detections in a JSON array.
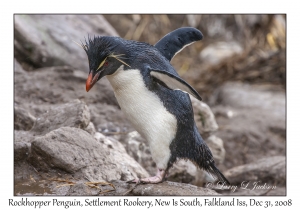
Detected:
[{"left": 82, "top": 36, "right": 129, "bottom": 92}]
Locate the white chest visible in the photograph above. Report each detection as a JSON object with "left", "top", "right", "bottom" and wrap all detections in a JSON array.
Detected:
[{"left": 106, "top": 66, "right": 177, "bottom": 169}]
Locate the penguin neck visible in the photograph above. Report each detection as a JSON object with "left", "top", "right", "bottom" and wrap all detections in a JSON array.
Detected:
[{"left": 106, "top": 65, "right": 135, "bottom": 92}]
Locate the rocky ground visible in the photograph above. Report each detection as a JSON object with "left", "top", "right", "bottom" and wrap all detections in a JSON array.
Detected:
[{"left": 14, "top": 15, "right": 286, "bottom": 196}]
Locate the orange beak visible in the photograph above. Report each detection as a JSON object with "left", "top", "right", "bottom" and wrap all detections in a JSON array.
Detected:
[{"left": 86, "top": 71, "right": 100, "bottom": 92}]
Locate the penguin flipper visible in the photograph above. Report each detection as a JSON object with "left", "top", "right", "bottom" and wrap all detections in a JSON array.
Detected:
[
  {"left": 149, "top": 68, "right": 202, "bottom": 101},
  {"left": 154, "top": 27, "right": 203, "bottom": 61}
]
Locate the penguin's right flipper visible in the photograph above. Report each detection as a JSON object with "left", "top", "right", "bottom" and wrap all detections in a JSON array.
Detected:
[
  {"left": 149, "top": 68, "right": 202, "bottom": 101},
  {"left": 154, "top": 27, "right": 203, "bottom": 61}
]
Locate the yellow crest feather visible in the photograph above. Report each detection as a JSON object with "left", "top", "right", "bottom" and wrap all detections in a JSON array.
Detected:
[{"left": 108, "top": 53, "right": 131, "bottom": 67}]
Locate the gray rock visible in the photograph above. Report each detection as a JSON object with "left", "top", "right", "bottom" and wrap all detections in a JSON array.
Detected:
[
  {"left": 210, "top": 82, "right": 286, "bottom": 169},
  {"left": 221, "top": 186, "right": 286, "bottom": 196},
  {"left": 89, "top": 103, "right": 130, "bottom": 133},
  {"left": 29, "top": 127, "right": 149, "bottom": 182},
  {"left": 190, "top": 96, "right": 218, "bottom": 138},
  {"left": 100, "top": 180, "right": 219, "bottom": 196},
  {"left": 84, "top": 122, "right": 96, "bottom": 136},
  {"left": 52, "top": 179, "right": 220, "bottom": 196},
  {"left": 14, "top": 106, "right": 36, "bottom": 131},
  {"left": 94, "top": 132, "right": 149, "bottom": 181},
  {"left": 120, "top": 131, "right": 154, "bottom": 173},
  {"left": 211, "top": 82, "right": 285, "bottom": 121},
  {"left": 31, "top": 99, "right": 90, "bottom": 135},
  {"left": 14, "top": 15, "right": 118, "bottom": 71},
  {"left": 206, "top": 135, "right": 225, "bottom": 165},
  {"left": 224, "top": 156, "right": 285, "bottom": 185},
  {"left": 168, "top": 159, "right": 198, "bottom": 184},
  {"left": 200, "top": 41, "right": 243, "bottom": 65},
  {"left": 14, "top": 131, "right": 33, "bottom": 161},
  {"left": 93, "top": 132, "right": 107, "bottom": 141},
  {"left": 14, "top": 58, "right": 25, "bottom": 74},
  {"left": 131, "top": 181, "right": 219, "bottom": 196},
  {"left": 66, "top": 183, "right": 93, "bottom": 196}
]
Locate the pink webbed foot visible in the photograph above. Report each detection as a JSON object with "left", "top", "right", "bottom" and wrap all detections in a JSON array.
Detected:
[{"left": 127, "top": 168, "right": 166, "bottom": 184}]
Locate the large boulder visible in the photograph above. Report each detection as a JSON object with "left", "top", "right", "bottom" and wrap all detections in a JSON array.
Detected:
[
  {"left": 29, "top": 127, "right": 149, "bottom": 182},
  {"left": 220, "top": 156, "right": 286, "bottom": 196},
  {"left": 224, "top": 156, "right": 285, "bottom": 185},
  {"left": 14, "top": 15, "right": 118, "bottom": 71}
]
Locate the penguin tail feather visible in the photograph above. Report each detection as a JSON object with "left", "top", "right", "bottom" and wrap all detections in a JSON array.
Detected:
[
  {"left": 196, "top": 143, "right": 230, "bottom": 185},
  {"left": 206, "top": 162, "right": 230, "bottom": 185}
]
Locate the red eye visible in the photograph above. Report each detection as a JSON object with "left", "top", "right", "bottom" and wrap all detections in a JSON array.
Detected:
[{"left": 104, "top": 62, "right": 109, "bottom": 66}]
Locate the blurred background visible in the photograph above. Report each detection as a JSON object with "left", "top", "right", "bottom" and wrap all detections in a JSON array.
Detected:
[
  {"left": 104, "top": 14, "right": 286, "bottom": 99},
  {"left": 14, "top": 14, "right": 286, "bottom": 196}
]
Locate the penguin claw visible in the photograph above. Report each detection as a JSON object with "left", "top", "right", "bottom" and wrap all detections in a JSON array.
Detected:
[
  {"left": 140, "top": 176, "right": 163, "bottom": 184},
  {"left": 127, "top": 168, "right": 166, "bottom": 184},
  {"left": 139, "top": 168, "right": 166, "bottom": 184}
]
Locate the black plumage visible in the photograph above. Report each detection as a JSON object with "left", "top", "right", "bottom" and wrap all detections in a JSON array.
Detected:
[{"left": 82, "top": 27, "right": 230, "bottom": 185}]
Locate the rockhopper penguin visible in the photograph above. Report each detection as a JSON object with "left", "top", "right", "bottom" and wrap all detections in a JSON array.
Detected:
[{"left": 82, "top": 27, "right": 230, "bottom": 185}]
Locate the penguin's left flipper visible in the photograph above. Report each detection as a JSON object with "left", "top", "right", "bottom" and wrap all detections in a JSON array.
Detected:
[
  {"left": 149, "top": 68, "right": 202, "bottom": 101},
  {"left": 154, "top": 27, "right": 203, "bottom": 61}
]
